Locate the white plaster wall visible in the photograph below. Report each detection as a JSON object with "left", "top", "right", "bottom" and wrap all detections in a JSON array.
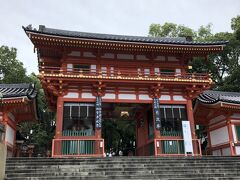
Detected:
[
  {"left": 81, "top": 93, "right": 95, "bottom": 99},
  {"left": 102, "top": 53, "right": 114, "bottom": 59},
  {"left": 209, "top": 115, "right": 225, "bottom": 125},
  {"left": 118, "top": 94, "right": 136, "bottom": 100},
  {"left": 173, "top": 95, "right": 186, "bottom": 101},
  {"left": 64, "top": 92, "right": 79, "bottom": 98},
  {"left": 212, "top": 149, "right": 221, "bottom": 156},
  {"left": 231, "top": 113, "right": 240, "bottom": 118},
  {"left": 90, "top": 65, "right": 96, "bottom": 72},
  {"left": 235, "top": 146, "right": 240, "bottom": 155},
  {"left": 154, "top": 68, "right": 160, "bottom": 75},
  {"left": 68, "top": 51, "right": 81, "bottom": 56},
  {"left": 168, "top": 56, "right": 179, "bottom": 61},
  {"left": 155, "top": 56, "right": 165, "bottom": 61},
  {"left": 83, "top": 52, "right": 95, "bottom": 57},
  {"left": 102, "top": 93, "right": 116, "bottom": 99},
  {"left": 136, "top": 55, "right": 148, "bottom": 60},
  {"left": 139, "top": 94, "right": 151, "bottom": 100},
  {"left": 210, "top": 126, "right": 229, "bottom": 146},
  {"left": 144, "top": 69, "right": 150, "bottom": 75},
  {"left": 5, "top": 125, "right": 14, "bottom": 145},
  {"left": 222, "top": 147, "right": 231, "bottom": 156},
  {"left": 67, "top": 64, "right": 73, "bottom": 71},
  {"left": 159, "top": 95, "right": 171, "bottom": 101},
  {"left": 117, "top": 54, "right": 134, "bottom": 60}
]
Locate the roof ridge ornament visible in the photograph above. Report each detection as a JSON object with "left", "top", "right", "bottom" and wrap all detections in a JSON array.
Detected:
[{"left": 39, "top": 25, "right": 45, "bottom": 32}]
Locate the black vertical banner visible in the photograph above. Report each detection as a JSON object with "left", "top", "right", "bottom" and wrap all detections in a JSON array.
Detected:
[
  {"left": 153, "top": 98, "right": 161, "bottom": 130},
  {"left": 95, "top": 96, "right": 102, "bottom": 129}
]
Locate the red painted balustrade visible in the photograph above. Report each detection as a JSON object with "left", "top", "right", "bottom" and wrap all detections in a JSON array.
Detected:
[
  {"left": 52, "top": 138, "right": 104, "bottom": 158},
  {"left": 40, "top": 66, "right": 210, "bottom": 81}
]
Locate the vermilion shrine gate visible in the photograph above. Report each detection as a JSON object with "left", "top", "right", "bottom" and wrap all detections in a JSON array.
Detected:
[
  {"left": 0, "top": 83, "right": 37, "bottom": 157},
  {"left": 194, "top": 90, "right": 240, "bottom": 156},
  {"left": 23, "top": 25, "right": 227, "bottom": 157}
]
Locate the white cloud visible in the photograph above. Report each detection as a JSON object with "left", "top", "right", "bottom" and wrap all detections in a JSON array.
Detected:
[{"left": 0, "top": 0, "right": 239, "bottom": 74}]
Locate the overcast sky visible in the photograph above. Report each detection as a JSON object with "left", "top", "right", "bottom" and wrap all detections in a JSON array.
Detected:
[{"left": 0, "top": 0, "right": 239, "bottom": 74}]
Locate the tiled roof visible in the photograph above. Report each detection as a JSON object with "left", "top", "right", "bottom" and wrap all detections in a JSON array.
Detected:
[
  {"left": 0, "top": 83, "right": 37, "bottom": 100},
  {"left": 23, "top": 25, "right": 228, "bottom": 46},
  {"left": 197, "top": 90, "right": 240, "bottom": 104}
]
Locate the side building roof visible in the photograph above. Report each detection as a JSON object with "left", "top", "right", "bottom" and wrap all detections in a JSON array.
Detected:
[
  {"left": 197, "top": 90, "right": 240, "bottom": 105},
  {"left": 0, "top": 83, "right": 38, "bottom": 122},
  {"left": 0, "top": 83, "right": 37, "bottom": 100}
]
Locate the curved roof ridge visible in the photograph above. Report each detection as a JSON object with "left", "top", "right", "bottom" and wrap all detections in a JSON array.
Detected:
[
  {"left": 23, "top": 25, "right": 228, "bottom": 46},
  {"left": 0, "top": 83, "right": 37, "bottom": 100},
  {"left": 198, "top": 90, "right": 240, "bottom": 105}
]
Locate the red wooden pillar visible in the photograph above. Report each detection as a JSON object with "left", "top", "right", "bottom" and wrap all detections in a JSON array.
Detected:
[
  {"left": 227, "top": 118, "right": 235, "bottom": 156},
  {"left": 54, "top": 96, "right": 64, "bottom": 156},
  {"left": 3, "top": 109, "right": 8, "bottom": 146},
  {"left": 55, "top": 96, "right": 64, "bottom": 138},
  {"left": 186, "top": 99, "right": 198, "bottom": 154},
  {"left": 207, "top": 126, "right": 212, "bottom": 155}
]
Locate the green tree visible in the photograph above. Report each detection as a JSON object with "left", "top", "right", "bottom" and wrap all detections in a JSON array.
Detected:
[
  {"left": 231, "top": 15, "right": 240, "bottom": 40},
  {"left": 0, "top": 46, "right": 29, "bottom": 83},
  {"left": 0, "top": 45, "right": 55, "bottom": 155},
  {"left": 148, "top": 16, "right": 240, "bottom": 91},
  {"left": 19, "top": 73, "right": 55, "bottom": 155},
  {"left": 149, "top": 23, "right": 195, "bottom": 38}
]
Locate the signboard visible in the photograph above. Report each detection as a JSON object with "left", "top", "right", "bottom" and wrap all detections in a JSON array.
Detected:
[
  {"left": 182, "top": 121, "right": 193, "bottom": 154},
  {"left": 153, "top": 98, "right": 161, "bottom": 130},
  {"left": 95, "top": 96, "right": 102, "bottom": 129}
]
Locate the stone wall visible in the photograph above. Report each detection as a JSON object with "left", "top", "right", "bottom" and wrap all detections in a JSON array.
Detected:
[{"left": 0, "top": 142, "right": 6, "bottom": 180}]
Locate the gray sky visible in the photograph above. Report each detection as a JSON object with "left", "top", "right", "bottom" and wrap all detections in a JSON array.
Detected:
[{"left": 0, "top": 0, "right": 239, "bottom": 74}]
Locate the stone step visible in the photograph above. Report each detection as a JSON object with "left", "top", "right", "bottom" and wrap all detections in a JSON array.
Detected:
[
  {"left": 6, "top": 162, "right": 240, "bottom": 167},
  {"left": 7, "top": 157, "right": 240, "bottom": 163},
  {"left": 5, "top": 176, "right": 240, "bottom": 180},
  {"left": 6, "top": 160, "right": 240, "bottom": 166},
  {"left": 6, "top": 164, "right": 240, "bottom": 172},
  {"left": 7, "top": 156, "right": 240, "bottom": 161},
  {"left": 7, "top": 156, "right": 240, "bottom": 160},
  {"left": 6, "top": 158, "right": 240, "bottom": 163},
  {"left": 6, "top": 162, "right": 240, "bottom": 169},
  {"left": 5, "top": 157, "right": 240, "bottom": 179},
  {"left": 5, "top": 172, "right": 240, "bottom": 179},
  {"left": 5, "top": 165, "right": 240, "bottom": 172},
  {"left": 4, "top": 169, "right": 240, "bottom": 177}
]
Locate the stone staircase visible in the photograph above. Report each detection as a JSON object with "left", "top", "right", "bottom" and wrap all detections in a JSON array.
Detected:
[{"left": 5, "top": 156, "right": 240, "bottom": 180}]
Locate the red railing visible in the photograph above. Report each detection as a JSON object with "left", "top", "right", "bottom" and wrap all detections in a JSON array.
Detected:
[
  {"left": 52, "top": 138, "right": 104, "bottom": 158},
  {"left": 40, "top": 66, "right": 210, "bottom": 81},
  {"left": 154, "top": 138, "right": 202, "bottom": 156}
]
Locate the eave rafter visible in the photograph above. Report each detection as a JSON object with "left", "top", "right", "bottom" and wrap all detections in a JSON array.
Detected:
[
  {"left": 28, "top": 33, "right": 224, "bottom": 55},
  {"left": 184, "top": 84, "right": 211, "bottom": 99},
  {"left": 149, "top": 83, "right": 164, "bottom": 98}
]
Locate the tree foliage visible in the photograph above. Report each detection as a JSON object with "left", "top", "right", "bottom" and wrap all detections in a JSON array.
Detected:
[
  {"left": 149, "top": 23, "right": 196, "bottom": 38},
  {"left": 149, "top": 16, "right": 240, "bottom": 91},
  {"left": 102, "top": 118, "right": 135, "bottom": 155},
  {"left": 0, "top": 46, "right": 55, "bottom": 155},
  {"left": 19, "top": 73, "right": 55, "bottom": 154},
  {"left": 0, "top": 46, "right": 29, "bottom": 83}
]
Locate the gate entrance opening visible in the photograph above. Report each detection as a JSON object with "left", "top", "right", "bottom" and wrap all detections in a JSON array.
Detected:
[{"left": 102, "top": 103, "right": 152, "bottom": 156}]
